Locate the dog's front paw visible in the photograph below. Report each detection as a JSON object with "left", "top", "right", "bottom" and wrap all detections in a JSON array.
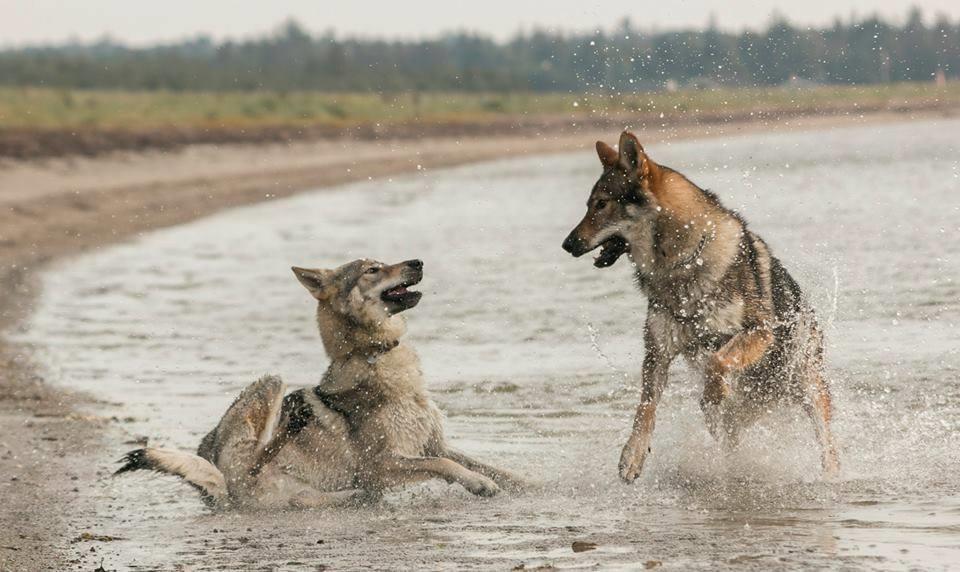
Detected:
[
  {"left": 464, "top": 475, "right": 501, "bottom": 497},
  {"left": 618, "top": 436, "right": 648, "bottom": 484}
]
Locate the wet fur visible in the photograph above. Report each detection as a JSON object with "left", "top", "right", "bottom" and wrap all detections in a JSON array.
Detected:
[
  {"left": 116, "top": 259, "right": 523, "bottom": 509},
  {"left": 563, "top": 133, "right": 840, "bottom": 482}
]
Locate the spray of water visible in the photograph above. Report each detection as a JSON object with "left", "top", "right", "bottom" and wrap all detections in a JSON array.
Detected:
[{"left": 584, "top": 318, "right": 635, "bottom": 394}]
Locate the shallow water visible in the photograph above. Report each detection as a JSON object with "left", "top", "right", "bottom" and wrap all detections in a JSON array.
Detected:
[{"left": 20, "top": 118, "right": 960, "bottom": 570}]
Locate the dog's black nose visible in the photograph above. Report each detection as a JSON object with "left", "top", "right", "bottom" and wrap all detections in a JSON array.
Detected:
[
  {"left": 406, "top": 259, "right": 423, "bottom": 270},
  {"left": 562, "top": 233, "right": 586, "bottom": 256}
]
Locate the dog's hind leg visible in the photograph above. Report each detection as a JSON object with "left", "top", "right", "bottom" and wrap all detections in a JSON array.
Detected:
[
  {"left": 212, "top": 375, "right": 288, "bottom": 489},
  {"left": 803, "top": 374, "right": 840, "bottom": 477},
  {"left": 249, "top": 389, "right": 318, "bottom": 477},
  {"left": 441, "top": 448, "right": 526, "bottom": 492}
]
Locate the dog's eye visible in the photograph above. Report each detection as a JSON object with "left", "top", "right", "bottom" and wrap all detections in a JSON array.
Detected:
[
  {"left": 595, "top": 200, "right": 607, "bottom": 209},
  {"left": 366, "top": 267, "right": 379, "bottom": 275}
]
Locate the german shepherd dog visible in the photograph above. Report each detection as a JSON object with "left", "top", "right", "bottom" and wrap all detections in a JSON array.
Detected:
[
  {"left": 116, "top": 258, "right": 522, "bottom": 509},
  {"left": 562, "top": 132, "right": 840, "bottom": 482}
]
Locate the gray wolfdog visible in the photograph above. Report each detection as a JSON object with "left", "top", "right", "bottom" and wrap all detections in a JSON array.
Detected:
[
  {"left": 116, "top": 258, "right": 523, "bottom": 509},
  {"left": 562, "top": 132, "right": 840, "bottom": 482}
]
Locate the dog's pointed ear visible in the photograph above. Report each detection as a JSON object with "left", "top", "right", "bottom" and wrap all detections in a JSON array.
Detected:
[
  {"left": 292, "top": 266, "right": 333, "bottom": 300},
  {"left": 596, "top": 141, "right": 619, "bottom": 168},
  {"left": 618, "top": 131, "right": 653, "bottom": 177}
]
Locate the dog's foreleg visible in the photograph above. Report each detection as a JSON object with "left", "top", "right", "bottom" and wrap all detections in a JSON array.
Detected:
[
  {"left": 619, "top": 318, "right": 678, "bottom": 483},
  {"left": 703, "top": 326, "right": 773, "bottom": 404},
  {"left": 700, "top": 326, "right": 772, "bottom": 441},
  {"left": 375, "top": 456, "right": 501, "bottom": 497},
  {"left": 698, "top": 327, "right": 771, "bottom": 439},
  {"left": 441, "top": 448, "right": 526, "bottom": 493},
  {"left": 721, "top": 399, "right": 768, "bottom": 450},
  {"left": 619, "top": 354, "right": 670, "bottom": 483}
]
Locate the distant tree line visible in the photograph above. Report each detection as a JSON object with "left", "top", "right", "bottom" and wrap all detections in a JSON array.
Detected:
[{"left": 0, "top": 8, "right": 957, "bottom": 92}]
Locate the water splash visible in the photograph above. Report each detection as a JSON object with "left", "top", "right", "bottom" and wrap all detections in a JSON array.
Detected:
[{"left": 584, "top": 319, "right": 635, "bottom": 393}]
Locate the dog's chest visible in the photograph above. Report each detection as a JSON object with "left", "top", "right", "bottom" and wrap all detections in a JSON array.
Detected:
[
  {"left": 646, "top": 284, "right": 745, "bottom": 357},
  {"left": 630, "top": 228, "right": 744, "bottom": 342},
  {"left": 698, "top": 297, "right": 745, "bottom": 334},
  {"left": 630, "top": 233, "right": 713, "bottom": 311},
  {"left": 680, "top": 298, "right": 744, "bottom": 357},
  {"left": 357, "top": 351, "right": 444, "bottom": 456},
  {"left": 642, "top": 269, "right": 735, "bottom": 320},
  {"left": 370, "top": 398, "right": 444, "bottom": 456}
]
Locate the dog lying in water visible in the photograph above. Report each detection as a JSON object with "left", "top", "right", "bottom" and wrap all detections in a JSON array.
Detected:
[{"left": 116, "top": 258, "right": 523, "bottom": 509}]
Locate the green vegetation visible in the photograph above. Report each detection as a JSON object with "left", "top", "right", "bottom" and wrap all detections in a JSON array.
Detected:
[
  {"left": 0, "top": 9, "right": 957, "bottom": 92},
  {"left": 2, "top": 83, "right": 958, "bottom": 131}
]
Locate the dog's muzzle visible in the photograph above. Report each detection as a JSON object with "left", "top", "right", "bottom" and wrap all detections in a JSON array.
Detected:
[
  {"left": 563, "top": 231, "right": 629, "bottom": 268},
  {"left": 380, "top": 260, "right": 423, "bottom": 311},
  {"left": 562, "top": 232, "right": 590, "bottom": 257}
]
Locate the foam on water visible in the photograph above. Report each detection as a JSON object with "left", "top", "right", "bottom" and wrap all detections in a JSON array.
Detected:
[{"left": 17, "top": 118, "right": 960, "bottom": 570}]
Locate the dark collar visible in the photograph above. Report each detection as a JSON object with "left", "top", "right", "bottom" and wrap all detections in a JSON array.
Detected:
[
  {"left": 348, "top": 339, "right": 399, "bottom": 363},
  {"left": 672, "top": 233, "right": 710, "bottom": 270}
]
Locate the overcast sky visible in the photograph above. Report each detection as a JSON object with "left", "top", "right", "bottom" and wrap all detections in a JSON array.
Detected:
[{"left": 1, "top": 0, "right": 958, "bottom": 47}]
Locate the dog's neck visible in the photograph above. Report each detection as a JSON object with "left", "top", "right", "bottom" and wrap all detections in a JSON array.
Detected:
[
  {"left": 315, "top": 304, "right": 406, "bottom": 363},
  {"left": 627, "top": 176, "right": 743, "bottom": 311},
  {"left": 312, "top": 304, "right": 426, "bottom": 416}
]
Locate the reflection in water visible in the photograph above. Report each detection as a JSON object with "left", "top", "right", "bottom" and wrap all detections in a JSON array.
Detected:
[{"left": 20, "top": 118, "right": 960, "bottom": 570}]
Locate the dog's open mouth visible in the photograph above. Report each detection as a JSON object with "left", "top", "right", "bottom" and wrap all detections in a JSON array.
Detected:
[
  {"left": 380, "top": 277, "right": 423, "bottom": 309},
  {"left": 594, "top": 235, "right": 630, "bottom": 268}
]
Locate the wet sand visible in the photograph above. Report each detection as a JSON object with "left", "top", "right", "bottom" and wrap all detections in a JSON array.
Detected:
[{"left": 0, "top": 108, "right": 955, "bottom": 570}]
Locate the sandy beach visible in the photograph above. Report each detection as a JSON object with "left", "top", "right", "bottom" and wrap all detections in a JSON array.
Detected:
[{"left": 0, "top": 107, "right": 955, "bottom": 570}]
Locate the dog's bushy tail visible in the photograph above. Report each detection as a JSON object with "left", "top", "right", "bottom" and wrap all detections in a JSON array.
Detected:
[{"left": 115, "top": 448, "right": 227, "bottom": 505}]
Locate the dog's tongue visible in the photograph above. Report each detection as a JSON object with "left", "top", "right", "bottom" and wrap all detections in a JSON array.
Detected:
[{"left": 386, "top": 286, "right": 408, "bottom": 296}]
